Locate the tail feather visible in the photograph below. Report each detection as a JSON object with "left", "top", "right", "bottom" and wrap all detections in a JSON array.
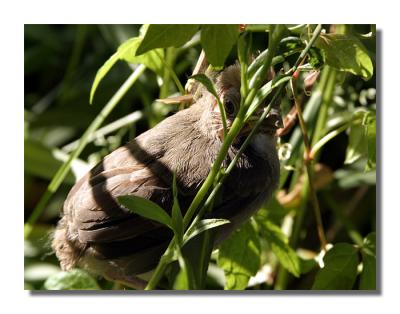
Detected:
[{"left": 52, "top": 217, "right": 84, "bottom": 271}]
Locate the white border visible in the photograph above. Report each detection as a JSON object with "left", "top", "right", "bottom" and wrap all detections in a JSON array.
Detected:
[{"left": 1, "top": 0, "right": 398, "bottom": 313}]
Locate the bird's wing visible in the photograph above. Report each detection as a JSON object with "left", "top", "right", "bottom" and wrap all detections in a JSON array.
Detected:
[{"left": 63, "top": 145, "right": 173, "bottom": 245}]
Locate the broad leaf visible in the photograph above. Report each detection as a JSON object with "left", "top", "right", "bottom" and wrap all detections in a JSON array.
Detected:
[
  {"left": 259, "top": 220, "right": 301, "bottom": 277},
  {"left": 44, "top": 269, "right": 100, "bottom": 290},
  {"left": 201, "top": 25, "right": 239, "bottom": 68},
  {"left": 316, "top": 33, "right": 373, "bottom": 80},
  {"left": 217, "top": 221, "right": 261, "bottom": 290},
  {"left": 360, "top": 232, "right": 376, "bottom": 290},
  {"left": 117, "top": 195, "right": 172, "bottom": 229},
  {"left": 90, "top": 37, "right": 163, "bottom": 103},
  {"left": 183, "top": 218, "right": 230, "bottom": 245},
  {"left": 312, "top": 243, "right": 359, "bottom": 290},
  {"left": 360, "top": 251, "right": 376, "bottom": 290},
  {"left": 137, "top": 24, "right": 199, "bottom": 55}
]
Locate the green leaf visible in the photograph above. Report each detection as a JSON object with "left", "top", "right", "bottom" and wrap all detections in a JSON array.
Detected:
[
  {"left": 360, "top": 232, "right": 376, "bottom": 289},
  {"left": 117, "top": 195, "right": 172, "bottom": 229},
  {"left": 217, "top": 221, "right": 261, "bottom": 290},
  {"left": 90, "top": 37, "right": 164, "bottom": 103},
  {"left": 171, "top": 174, "right": 183, "bottom": 245},
  {"left": 360, "top": 251, "right": 376, "bottom": 290},
  {"left": 136, "top": 24, "right": 199, "bottom": 55},
  {"left": 189, "top": 73, "right": 219, "bottom": 99},
  {"left": 345, "top": 110, "right": 369, "bottom": 165},
  {"left": 259, "top": 220, "right": 301, "bottom": 277},
  {"left": 316, "top": 33, "right": 373, "bottom": 80},
  {"left": 299, "top": 257, "right": 318, "bottom": 275},
  {"left": 201, "top": 25, "right": 239, "bottom": 68},
  {"left": 183, "top": 218, "right": 230, "bottom": 245},
  {"left": 312, "top": 243, "right": 359, "bottom": 290},
  {"left": 44, "top": 269, "right": 100, "bottom": 290}
]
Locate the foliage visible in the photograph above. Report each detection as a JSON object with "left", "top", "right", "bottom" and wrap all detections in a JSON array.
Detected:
[{"left": 24, "top": 24, "right": 376, "bottom": 290}]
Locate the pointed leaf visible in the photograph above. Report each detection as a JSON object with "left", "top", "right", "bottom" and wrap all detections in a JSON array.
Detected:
[
  {"left": 137, "top": 24, "right": 199, "bottom": 55},
  {"left": 189, "top": 73, "right": 219, "bottom": 99},
  {"left": 183, "top": 218, "right": 230, "bottom": 245},
  {"left": 90, "top": 37, "right": 163, "bottom": 103},
  {"left": 312, "top": 243, "right": 359, "bottom": 290},
  {"left": 117, "top": 195, "right": 172, "bottom": 229},
  {"left": 259, "top": 220, "right": 301, "bottom": 277}
]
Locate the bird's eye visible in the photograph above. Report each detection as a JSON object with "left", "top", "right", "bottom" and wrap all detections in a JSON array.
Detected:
[{"left": 224, "top": 100, "right": 235, "bottom": 115}]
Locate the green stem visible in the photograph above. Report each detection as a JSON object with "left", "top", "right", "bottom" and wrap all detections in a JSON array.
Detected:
[
  {"left": 145, "top": 25, "right": 324, "bottom": 290},
  {"left": 24, "top": 65, "right": 146, "bottom": 239},
  {"left": 290, "top": 78, "right": 327, "bottom": 249},
  {"left": 275, "top": 65, "right": 337, "bottom": 290},
  {"left": 290, "top": 25, "right": 322, "bottom": 73}
]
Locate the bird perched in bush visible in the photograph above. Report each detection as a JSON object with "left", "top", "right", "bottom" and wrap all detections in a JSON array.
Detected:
[{"left": 52, "top": 64, "right": 282, "bottom": 288}]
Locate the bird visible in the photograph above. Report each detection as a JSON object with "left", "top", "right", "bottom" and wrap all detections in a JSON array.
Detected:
[{"left": 52, "top": 63, "right": 282, "bottom": 289}]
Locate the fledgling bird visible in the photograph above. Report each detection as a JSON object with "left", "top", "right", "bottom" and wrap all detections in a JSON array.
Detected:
[{"left": 52, "top": 64, "right": 281, "bottom": 288}]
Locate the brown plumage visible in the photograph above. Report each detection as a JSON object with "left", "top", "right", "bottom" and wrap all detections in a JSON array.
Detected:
[{"left": 52, "top": 64, "right": 281, "bottom": 286}]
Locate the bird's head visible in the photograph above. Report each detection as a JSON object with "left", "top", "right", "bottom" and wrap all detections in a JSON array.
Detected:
[{"left": 196, "top": 63, "right": 283, "bottom": 142}]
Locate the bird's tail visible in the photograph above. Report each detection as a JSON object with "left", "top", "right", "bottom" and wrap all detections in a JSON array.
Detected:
[{"left": 51, "top": 217, "right": 82, "bottom": 271}]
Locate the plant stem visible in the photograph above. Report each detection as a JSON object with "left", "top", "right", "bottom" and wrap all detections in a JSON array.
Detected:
[
  {"left": 290, "top": 78, "right": 327, "bottom": 249},
  {"left": 290, "top": 25, "right": 322, "bottom": 74},
  {"left": 145, "top": 24, "right": 325, "bottom": 290},
  {"left": 24, "top": 65, "right": 146, "bottom": 239}
]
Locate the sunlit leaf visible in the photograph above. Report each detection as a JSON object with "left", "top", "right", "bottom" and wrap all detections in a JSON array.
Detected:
[
  {"left": 316, "top": 33, "right": 373, "bottom": 80},
  {"left": 90, "top": 37, "right": 163, "bottom": 103},
  {"left": 201, "top": 25, "right": 239, "bottom": 68},
  {"left": 183, "top": 218, "right": 230, "bottom": 245},
  {"left": 258, "top": 220, "right": 301, "bottom": 277},
  {"left": 217, "top": 221, "right": 261, "bottom": 290},
  {"left": 137, "top": 24, "right": 199, "bottom": 55},
  {"left": 44, "top": 269, "right": 100, "bottom": 290},
  {"left": 117, "top": 195, "right": 172, "bottom": 229},
  {"left": 312, "top": 243, "right": 359, "bottom": 290}
]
